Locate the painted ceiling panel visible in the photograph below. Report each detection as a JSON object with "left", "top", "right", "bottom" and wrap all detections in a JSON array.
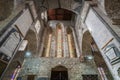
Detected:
[{"left": 48, "top": 8, "right": 74, "bottom": 20}]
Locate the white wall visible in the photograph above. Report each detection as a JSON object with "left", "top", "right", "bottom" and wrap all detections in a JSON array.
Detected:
[
  {"left": 13, "top": 9, "right": 33, "bottom": 37},
  {"left": 84, "top": 7, "right": 120, "bottom": 80}
]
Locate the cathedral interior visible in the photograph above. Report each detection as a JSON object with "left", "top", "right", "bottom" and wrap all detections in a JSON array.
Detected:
[{"left": 0, "top": 0, "right": 120, "bottom": 80}]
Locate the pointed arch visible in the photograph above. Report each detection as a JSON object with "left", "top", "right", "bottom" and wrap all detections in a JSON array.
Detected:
[
  {"left": 25, "top": 29, "right": 37, "bottom": 55},
  {"left": 56, "top": 23, "right": 63, "bottom": 58},
  {"left": 82, "top": 30, "right": 113, "bottom": 79},
  {"left": 42, "top": 27, "right": 53, "bottom": 57},
  {"left": 52, "top": 65, "right": 68, "bottom": 71},
  {"left": 66, "top": 27, "right": 77, "bottom": 58},
  {"left": 82, "top": 31, "right": 93, "bottom": 56}
]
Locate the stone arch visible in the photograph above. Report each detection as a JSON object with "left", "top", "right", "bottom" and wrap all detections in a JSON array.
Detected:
[
  {"left": 51, "top": 63, "right": 69, "bottom": 70},
  {"left": 51, "top": 65, "right": 68, "bottom": 80},
  {"left": 25, "top": 29, "right": 37, "bottom": 56},
  {"left": 0, "top": 0, "right": 14, "bottom": 21},
  {"left": 52, "top": 65, "right": 68, "bottom": 71},
  {"left": 66, "top": 27, "right": 72, "bottom": 34},
  {"left": 82, "top": 30, "right": 114, "bottom": 79},
  {"left": 56, "top": 23, "right": 62, "bottom": 29},
  {"left": 56, "top": 22, "right": 65, "bottom": 31},
  {"left": 82, "top": 30, "right": 93, "bottom": 56}
]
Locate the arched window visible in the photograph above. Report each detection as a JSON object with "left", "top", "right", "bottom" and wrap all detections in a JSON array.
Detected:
[
  {"left": 56, "top": 23, "right": 63, "bottom": 58},
  {"left": 43, "top": 27, "right": 52, "bottom": 57},
  {"left": 66, "top": 27, "right": 76, "bottom": 58},
  {"left": 42, "top": 23, "right": 77, "bottom": 58},
  {"left": 45, "top": 33, "right": 52, "bottom": 57}
]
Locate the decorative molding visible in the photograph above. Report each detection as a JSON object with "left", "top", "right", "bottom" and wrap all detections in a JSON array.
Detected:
[
  {"left": 105, "top": 44, "right": 120, "bottom": 65},
  {"left": 101, "top": 38, "right": 114, "bottom": 50}
]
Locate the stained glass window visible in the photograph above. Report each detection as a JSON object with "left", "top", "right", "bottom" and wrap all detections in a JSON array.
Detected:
[
  {"left": 57, "top": 29, "right": 62, "bottom": 58},
  {"left": 67, "top": 27, "right": 76, "bottom": 58},
  {"left": 45, "top": 34, "right": 52, "bottom": 57}
]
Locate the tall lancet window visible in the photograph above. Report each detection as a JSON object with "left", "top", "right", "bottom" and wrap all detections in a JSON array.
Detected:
[
  {"left": 45, "top": 33, "right": 52, "bottom": 57},
  {"left": 43, "top": 27, "right": 52, "bottom": 57},
  {"left": 56, "top": 24, "right": 63, "bottom": 58},
  {"left": 67, "top": 27, "right": 76, "bottom": 58}
]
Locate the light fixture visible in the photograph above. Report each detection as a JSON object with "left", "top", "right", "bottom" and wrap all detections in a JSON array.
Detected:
[
  {"left": 85, "top": 55, "right": 94, "bottom": 60},
  {"left": 25, "top": 51, "right": 31, "bottom": 57}
]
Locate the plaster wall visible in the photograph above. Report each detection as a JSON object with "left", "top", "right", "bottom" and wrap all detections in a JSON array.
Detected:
[
  {"left": 77, "top": 2, "right": 120, "bottom": 79},
  {"left": 13, "top": 9, "right": 33, "bottom": 37}
]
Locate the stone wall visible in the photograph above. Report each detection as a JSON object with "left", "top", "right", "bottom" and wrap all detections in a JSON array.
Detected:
[{"left": 19, "top": 57, "right": 99, "bottom": 80}]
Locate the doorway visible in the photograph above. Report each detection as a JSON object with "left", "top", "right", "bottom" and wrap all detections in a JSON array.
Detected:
[
  {"left": 51, "top": 66, "right": 68, "bottom": 80},
  {"left": 27, "top": 75, "right": 35, "bottom": 80},
  {"left": 82, "top": 75, "right": 98, "bottom": 80}
]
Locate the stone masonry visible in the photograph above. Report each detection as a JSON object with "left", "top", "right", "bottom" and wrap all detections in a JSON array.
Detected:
[{"left": 19, "top": 57, "right": 99, "bottom": 80}]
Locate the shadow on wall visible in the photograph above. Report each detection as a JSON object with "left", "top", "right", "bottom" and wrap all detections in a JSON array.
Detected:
[{"left": 0, "top": 0, "right": 14, "bottom": 21}]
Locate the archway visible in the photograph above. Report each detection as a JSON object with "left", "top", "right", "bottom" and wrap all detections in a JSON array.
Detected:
[
  {"left": 42, "top": 27, "right": 53, "bottom": 57},
  {"left": 82, "top": 31, "right": 93, "bottom": 56},
  {"left": 51, "top": 65, "right": 68, "bottom": 80},
  {"left": 82, "top": 31, "right": 113, "bottom": 80},
  {"left": 25, "top": 29, "right": 37, "bottom": 56}
]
